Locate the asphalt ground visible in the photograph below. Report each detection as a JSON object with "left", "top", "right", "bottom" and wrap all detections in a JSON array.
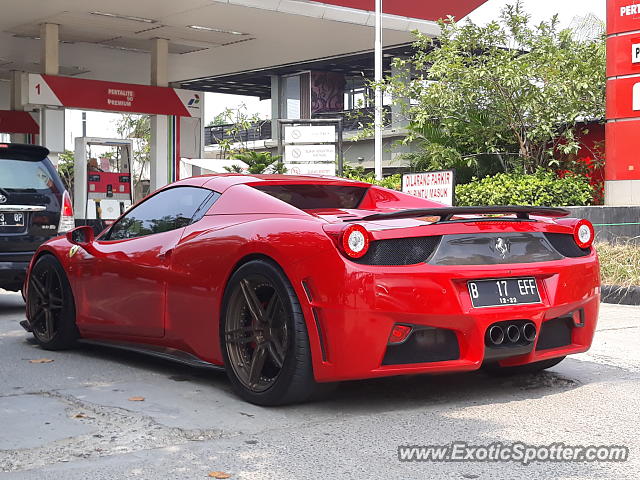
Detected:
[{"left": 0, "top": 289, "right": 638, "bottom": 479}]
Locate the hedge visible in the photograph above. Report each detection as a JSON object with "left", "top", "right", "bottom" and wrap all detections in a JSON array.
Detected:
[{"left": 455, "top": 169, "right": 593, "bottom": 207}]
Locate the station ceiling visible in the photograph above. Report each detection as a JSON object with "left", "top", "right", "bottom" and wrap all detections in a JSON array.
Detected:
[{"left": 0, "top": 0, "right": 486, "bottom": 91}]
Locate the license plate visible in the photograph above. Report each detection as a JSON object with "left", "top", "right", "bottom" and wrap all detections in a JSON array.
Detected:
[
  {"left": 467, "top": 277, "right": 541, "bottom": 308},
  {"left": 0, "top": 212, "right": 24, "bottom": 227}
]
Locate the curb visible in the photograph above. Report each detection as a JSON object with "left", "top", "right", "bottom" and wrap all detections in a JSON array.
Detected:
[{"left": 601, "top": 285, "right": 640, "bottom": 306}]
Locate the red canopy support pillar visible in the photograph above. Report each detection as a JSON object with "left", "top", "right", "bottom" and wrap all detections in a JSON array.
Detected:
[{"left": 606, "top": 0, "right": 640, "bottom": 205}]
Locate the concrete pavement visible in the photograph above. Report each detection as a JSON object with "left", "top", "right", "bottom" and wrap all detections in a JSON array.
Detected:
[{"left": 0, "top": 289, "right": 638, "bottom": 479}]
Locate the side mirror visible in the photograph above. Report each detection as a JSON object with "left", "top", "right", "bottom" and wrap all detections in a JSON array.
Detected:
[{"left": 66, "top": 225, "right": 95, "bottom": 246}]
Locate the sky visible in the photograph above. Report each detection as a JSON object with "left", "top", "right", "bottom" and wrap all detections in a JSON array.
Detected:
[{"left": 64, "top": 0, "right": 606, "bottom": 150}]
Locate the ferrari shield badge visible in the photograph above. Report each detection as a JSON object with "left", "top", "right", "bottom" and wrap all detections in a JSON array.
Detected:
[{"left": 69, "top": 245, "right": 80, "bottom": 258}]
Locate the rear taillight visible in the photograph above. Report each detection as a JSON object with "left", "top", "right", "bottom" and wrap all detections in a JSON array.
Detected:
[
  {"left": 340, "top": 224, "right": 370, "bottom": 259},
  {"left": 573, "top": 219, "right": 594, "bottom": 249},
  {"left": 58, "top": 191, "right": 75, "bottom": 233}
]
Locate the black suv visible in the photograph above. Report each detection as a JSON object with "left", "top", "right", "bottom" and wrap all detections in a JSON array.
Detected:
[{"left": 0, "top": 143, "right": 74, "bottom": 292}]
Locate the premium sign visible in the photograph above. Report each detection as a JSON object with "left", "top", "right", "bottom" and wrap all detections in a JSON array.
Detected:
[
  {"left": 402, "top": 170, "right": 456, "bottom": 206},
  {"left": 607, "top": 35, "right": 640, "bottom": 76},
  {"left": 27, "top": 74, "right": 202, "bottom": 118},
  {"left": 284, "top": 126, "right": 335, "bottom": 144},
  {"left": 285, "top": 145, "right": 335, "bottom": 163},
  {"left": 284, "top": 163, "right": 337, "bottom": 176},
  {"left": 633, "top": 43, "right": 640, "bottom": 63}
]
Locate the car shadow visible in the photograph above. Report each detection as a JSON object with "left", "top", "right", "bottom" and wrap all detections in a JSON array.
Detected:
[{"left": 53, "top": 340, "right": 607, "bottom": 414}]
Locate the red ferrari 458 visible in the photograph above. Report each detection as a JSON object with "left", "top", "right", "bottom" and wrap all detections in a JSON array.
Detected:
[{"left": 21, "top": 174, "right": 599, "bottom": 405}]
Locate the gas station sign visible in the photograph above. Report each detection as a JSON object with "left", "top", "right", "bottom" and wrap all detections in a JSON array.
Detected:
[
  {"left": 606, "top": 0, "right": 640, "bottom": 202},
  {"left": 607, "top": 0, "right": 640, "bottom": 35},
  {"left": 28, "top": 74, "right": 202, "bottom": 118},
  {"left": 606, "top": 34, "right": 640, "bottom": 76},
  {"left": 284, "top": 126, "right": 336, "bottom": 144},
  {"left": 0, "top": 110, "right": 39, "bottom": 134}
]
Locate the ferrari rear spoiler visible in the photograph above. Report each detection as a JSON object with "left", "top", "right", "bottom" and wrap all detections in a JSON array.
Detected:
[{"left": 354, "top": 206, "right": 571, "bottom": 222}]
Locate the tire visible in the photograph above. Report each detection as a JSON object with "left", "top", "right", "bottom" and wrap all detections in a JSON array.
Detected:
[
  {"left": 483, "top": 356, "right": 566, "bottom": 376},
  {"left": 26, "top": 255, "right": 79, "bottom": 350},
  {"left": 221, "top": 259, "right": 324, "bottom": 406}
]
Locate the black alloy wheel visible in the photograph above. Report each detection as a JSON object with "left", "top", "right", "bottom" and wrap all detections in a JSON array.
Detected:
[
  {"left": 225, "top": 274, "right": 289, "bottom": 393},
  {"left": 221, "top": 260, "right": 325, "bottom": 405},
  {"left": 27, "top": 255, "right": 79, "bottom": 350}
]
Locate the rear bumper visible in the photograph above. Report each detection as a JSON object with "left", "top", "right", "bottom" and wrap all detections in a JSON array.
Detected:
[
  {"left": 301, "top": 252, "right": 600, "bottom": 382},
  {"left": 0, "top": 260, "right": 30, "bottom": 290}
]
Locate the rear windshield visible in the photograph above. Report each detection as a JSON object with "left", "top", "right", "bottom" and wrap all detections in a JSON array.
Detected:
[
  {"left": 253, "top": 184, "right": 368, "bottom": 210},
  {"left": 0, "top": 158, "right": 55, "bottom": 191}
]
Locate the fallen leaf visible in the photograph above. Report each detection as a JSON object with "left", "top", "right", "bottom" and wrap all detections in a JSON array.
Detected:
[
  {"left": 73, "top": 413, "right": 87, "bottom": 419},
  {"left": 29, "top": 358, "right": 54, "bottom": 364},
  {"left": 208, "top": 472, "right": 231, "bottom": 479},
  {"left": 128, "top": 396, "right": 145, "bottom": 402}
]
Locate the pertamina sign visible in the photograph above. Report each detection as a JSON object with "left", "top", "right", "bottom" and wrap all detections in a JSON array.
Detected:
[
  {"left": 606, "top": 0, "right": 640, "bottom": 188},
  {"left": 402, "top": 170, "right": 456, "bottom": 206},
  {"left": 28, "top": 74, "right": 202, "bottom": 118}
]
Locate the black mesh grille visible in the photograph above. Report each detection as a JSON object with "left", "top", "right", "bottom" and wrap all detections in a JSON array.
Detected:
[
  {"left": 544, "top": 233, "right": 590, "bottom": 258},
  {"left": 382, "top": 328, "right": 460, "bottom": 365},
  {"left": 353, "top": 236, "right": 442, "bottom": 266},
  {"left": 536, "top": 317, "right": 573, "bottom": 351}
]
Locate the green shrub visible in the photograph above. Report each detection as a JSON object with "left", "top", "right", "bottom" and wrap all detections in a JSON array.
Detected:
[
  {"left": 340, "top": 165, "right": 402, "bottom": 191},
  {"left": 455, "top": 169, "right": 593, "bottom": 207}
]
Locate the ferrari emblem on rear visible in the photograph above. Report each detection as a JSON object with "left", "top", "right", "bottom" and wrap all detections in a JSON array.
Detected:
[
  {"left": 69, "top": 245, "right": 79, "bottom": 258},
  {"left": 495, "top": 237, "right": 510, "bottom": 259}
]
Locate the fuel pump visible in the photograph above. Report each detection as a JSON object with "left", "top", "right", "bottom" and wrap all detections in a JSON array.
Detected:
[{"left": 73, "top": 137, "right": 134, "bottom": 232}]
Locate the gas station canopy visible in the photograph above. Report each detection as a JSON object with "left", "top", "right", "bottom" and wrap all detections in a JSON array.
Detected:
[{"left": 0, "top": 0, "right": 487, "bottom": 89}]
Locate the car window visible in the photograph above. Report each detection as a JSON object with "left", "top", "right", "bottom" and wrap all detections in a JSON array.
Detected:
[
  {"left": 253, "top": 184, "right": 368, "bottom": 210},
  {"left": 106, "top": 186, "right": 213, "bottom": 240},
  {"left": 0, "top": 158, "right": 55, "bottom": 191}
]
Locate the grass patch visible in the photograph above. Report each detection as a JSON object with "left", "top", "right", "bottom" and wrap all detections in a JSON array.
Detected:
[{"left": 596, "top": 242, "right": 640, "bottom": 287}]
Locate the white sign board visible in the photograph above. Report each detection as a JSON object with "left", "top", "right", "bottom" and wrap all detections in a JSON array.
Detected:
[
  {"left": 285, "top": 163, "right": 336, "bottom": 176},
  {"left": 633, "top": 82, "right": 640, "bottom": 111},
  {"left": 402, "top": 170, "right": 456, "bottom": 206},
  {"left": 285, "top": 144, "right": 335, "bottom": 163},
  {"left": 284, "top": 125, "right": 335, "bottom": 144},
  {"left": 633, "top": 43, "right": 640, "bottom": 64}
]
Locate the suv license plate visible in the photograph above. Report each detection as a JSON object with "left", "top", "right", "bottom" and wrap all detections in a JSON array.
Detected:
[{"left": 0, "top": 212, "right": 25, "bottom": 227}]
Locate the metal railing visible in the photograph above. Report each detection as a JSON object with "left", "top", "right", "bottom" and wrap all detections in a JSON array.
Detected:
[
  {"left": 203, "top": 107, "right": 392, "bottom": 146},
  {"left": 204, "top": 120, "right": 272, "bottom": 146}
]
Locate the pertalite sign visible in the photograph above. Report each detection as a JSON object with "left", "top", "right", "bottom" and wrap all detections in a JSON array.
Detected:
[
  {"left": 402, "top": 170, "right": 456, "bottom": 206},
  {"left": 27, "top": 74, "right": 202, "bottom": 118}
]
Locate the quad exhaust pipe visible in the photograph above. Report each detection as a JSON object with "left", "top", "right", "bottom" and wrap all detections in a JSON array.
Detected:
[
  {"left": 486, "top": 322, "right": 537, "bottom": 346},
  {"left": 506, "top": 324, "right": 521, "bottom": 343},
  {"left": 488, "top": 325, "right": 505, "bottom": 346},
  {"left": 522, "top": 322, "right": 537, "bottom": 343}
]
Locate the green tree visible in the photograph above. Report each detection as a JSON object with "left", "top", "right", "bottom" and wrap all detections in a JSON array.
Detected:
[
  {"left": 226, "top": 151, "right": 286, "bottom": 174},
  {"left": 114, "top": 114, "right": 150, "bottom": 190},
  {"left": 207, "top": 104, "right": 267, "bottom": 159},
  {"left": 56, "top": 150, "right": 75, "bottom": 193},
  {"left": 386, "top": 1, "right": 606, "bottom": 175}
]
